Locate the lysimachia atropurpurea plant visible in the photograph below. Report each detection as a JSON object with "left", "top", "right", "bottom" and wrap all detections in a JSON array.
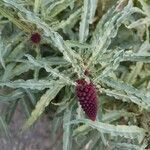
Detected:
[{"left": 0, "top": 0, "right": 150, "bottom": 149}]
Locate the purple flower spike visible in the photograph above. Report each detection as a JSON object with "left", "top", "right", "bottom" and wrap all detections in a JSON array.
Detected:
[{"left": 76, "top": 79, "right": 98, "bottom": 121}]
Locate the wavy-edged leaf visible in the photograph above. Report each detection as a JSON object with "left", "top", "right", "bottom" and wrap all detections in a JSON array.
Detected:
[
  {"left": 100, "top": 77, "right": 150, "bottom": 109},
  {"left": 102, "top": 110, "right": 133, "bottom": 123},
  {"left": 125, "top": 62, "right": 143, "bottom": 84},
  {"left": 44, "top": 0, "right": 74, "bottom": 18},
  {"left": 65, "top": 40, "right": 91, "bottom": 49},
  {"left": 73, "top": 110, "right": 133, "bottom": 137},
  {"left": 22, "top": 84, "right": 64, "bottom": 131},
  {"left": 0, "top": 89, "right": 23, "bottom": 102},
  {"left": 66, "top": 119, "right": 145, "bottom": 143},
  {"left": 25, "top": 54, "right": 75, "bottom": 85},
  {"left": 94, "top": 49, "right": 124, "bottom": 81},
  {"left": 112, "top": 142, "right": 142, "bottom": 150},
  {"left": 0, "top": 40, "right": 7, "bottom": 69},
  {"left": 138, "top": 0, "right": 150, "bottom": 16},
  {"left": 7, "top": 41, "right": 26, "bottom": 61},
  {"left": 0, "top": 79, "right": 63, "bottom": 90},
  {"left": 63, "top": 108, "right": 72, "bottom": 150},
  {"left": 24, "top": 89, "right": 36, "bottom": 106},
  {"left": 123, "top": 55, "right": 150, "bottom": 63},
  {"left": 1, "top": 63, "right": 16, "bottom": 81},
  {"left": 2, "top": 63, "right": 34, "bottom": 81},
  {"left": 79, "top": 0, "right": 97, "bottom": 43},
  {"left": 54, "top": 8, "right": 81, "bottom": 31},
  {"left": 88, "top": 0, "right": 134, "bottom": 66}
]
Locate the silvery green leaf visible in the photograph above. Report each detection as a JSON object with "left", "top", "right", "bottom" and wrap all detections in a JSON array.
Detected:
[
  {"left": 7, "top": 40, "right": 26, "bottom": 60},
  {"left": 63, "top": 108, "right": 72, "bottom": 150},
  {"left": 33, "top": 0, "right": 41, "bottom": 13},
  {"left": 2, "top": 63, "right": 16, "bottom": 81},
  {"left": 53, "top": 8, "right": 81, "bottom": 31},
  {"left": 112, "top": 142, "right": 142, "bottom": 150},
  {"left": 0, "top": 89, "right": 23, "bottom": 102},
  {"left": 22, "top": 84, "right": 64, "bottom": 131},
  {"left": 24, "top": 89, "right": 36, "bottom": 106},
  {"left": 25, "top": 54, "right": 75, "bottom": 85},
  {"left": 67, "top": 119, "right": 145, "bottom": 143},
  {"left": 123, "top": 55, "right": 150, "bottom": 63},
  {"left": 0, "top": 79, "right": 63, "bottom": 90},
  {"left": 89, "top": 0, "right": 97, "bottom": 24},
  {"left": 0, "top": 40, "right": 7, "bottom": 69},
  {"left": 44, "top": 0, "right": 73, "bottom": 18},
  {"left": 79, "top": 0, "right": 97, "bottom": 43},
  {"left": 65, "top": 40, "right": 91, "bottom": 49},
  {"left": 127, "top": 17, "right": 150, "bottom": 29},
  {"left": 88, "top": 0, "right": 134, "bottom": 66},
  {"left": 2, "top": 63, "right": 34, "bottom": 81},
  {"left": 102, "top": 110, "right": 133, "bottom": 123},
  {"left": 0, "top": 116, "right": 11, "bottom": 139},
  {"left": 94, "top": 50, "right": 124, "bottom": 80},
  {"left": 125, "top": 62, "right": 143, "bottom": 84},
  {"left": 138, "top": 0, "right": 150, "bottom": 16},
  {"left": 100, "top": 77, "right": 150, "bottom": 109}
]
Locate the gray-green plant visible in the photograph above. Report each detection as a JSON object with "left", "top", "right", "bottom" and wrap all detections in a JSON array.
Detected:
[{"left": 0, "top": 0, "right": 150, "bottom": 149}]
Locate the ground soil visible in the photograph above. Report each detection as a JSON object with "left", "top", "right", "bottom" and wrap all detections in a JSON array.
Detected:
[{"left": 0, "top": 105, "right": 54, "bottom": 150}]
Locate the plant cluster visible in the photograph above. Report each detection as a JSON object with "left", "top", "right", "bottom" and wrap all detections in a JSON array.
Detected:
[{"left": 0, "top": 0, "right": 150, "bottom": 149}]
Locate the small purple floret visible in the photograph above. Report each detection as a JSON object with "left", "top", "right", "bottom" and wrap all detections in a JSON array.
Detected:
[{"left": 30, "top": 32, "right": 41, "bottom": 44}]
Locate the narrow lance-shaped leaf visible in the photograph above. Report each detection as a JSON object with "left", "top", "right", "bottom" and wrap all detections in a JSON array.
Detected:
[
  {"left": 22, "top": 84, "right": 64, "bottom": 131},
  {"left": 0, "top": 79, "right": 63, "bottom": 90},
  {"left": 79, "top": 0, "right": 97, "bottom": 43},
  {"left": 66, "top": 119, "right": 145, "bottom": 143},
  {"left": 2, "top": 63, "right": 34, "bottom": 81},
  {"left": 123, "top": 54, "right": 150, "bottom": 63},
  {"left": 2, "top": 63, "right": 16, "bottom": 81},
  {"left": 45, "top": 0, "right": 74, "bottom": 18},
  {"left": 112, "top": 142, "right": 142, "bottom": 150},
  {"left": 94, "top": 50, "right": 124, "bottom": 81},
  {"left": 100, "top": 77, "right": 150, "bottom": 109},
  {"left": 63, "top": 108, "right": 72, "bottom": 150},
  {"left": 0, "top": 40, "right": 7, "bottom": 69},
  {"left": 25, "top": 54, "right": 75, "bottom": 85},
  {"left": 88, "top": 0, "right": 134, "bottom": 66},
  {"left": 0, "top": 89, "right": 24, "bottom": 102},
  {"left": 54, "top": 8, "right": 82, "bottom": 31},
  {"left": 0, "top": 116, "right": 11, "bottom": 139},
  {"left": 138, "top": 0, "right": 150, "bottom": 16}
]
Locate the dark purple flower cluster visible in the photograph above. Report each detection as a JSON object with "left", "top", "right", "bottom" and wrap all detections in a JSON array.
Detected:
[
  {"left": 30, "top": 32, "right": 41, "bottom": 44},
  {"left": 76, "top": 79, "right": 98, "bottom": 121}
]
